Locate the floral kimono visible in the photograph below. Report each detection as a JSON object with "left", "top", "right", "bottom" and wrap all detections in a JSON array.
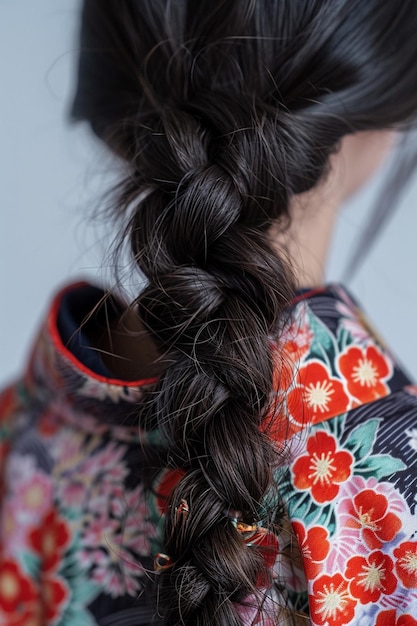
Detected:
[{"left": 0, "top": 282, "right": 416, "bottom": 625}]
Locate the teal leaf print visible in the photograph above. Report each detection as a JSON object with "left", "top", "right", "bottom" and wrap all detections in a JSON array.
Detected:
[
  {"left": 307, "top": 310, "right": 336, "bottom": 371},
  {"left": 71, "top": 578, "right": 101, "bottom": 607},
  {"left": 316, "top": 413, "right": 347, "bottom": 440},
  {"left": 356, "top": 454, "right": 406, "bottom": 479},
  {"left": 337, "top": 326, "right": 354, "bottom": 352},
  {"left": 56, "top": 533, "right": 100, "bottom": 624},
  {"left": 57, "top": 604, "right": 97, "bottom": 626},
  {"left": 20, "top": 551, "right": 40, "bottom": 579},
  {"left": 343, "top": 419, "right": 380, "bottom": 461}
]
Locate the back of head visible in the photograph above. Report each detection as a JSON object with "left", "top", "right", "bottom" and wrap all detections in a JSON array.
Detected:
[{"left": 72, "top": 1, "right": 417, "bottom": 624}]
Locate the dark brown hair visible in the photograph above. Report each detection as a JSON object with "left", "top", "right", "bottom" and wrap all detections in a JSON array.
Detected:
[{"left": 72, "top": 1, "right": 417, "bottom": 623}]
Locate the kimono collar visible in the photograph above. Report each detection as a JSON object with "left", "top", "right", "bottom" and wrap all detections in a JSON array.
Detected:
[
  {"left": 23, "top": 283, "right": 155, "bottom": 434},
  {"left": 22, "top": 283, "right": 410, "bottom": 435}
]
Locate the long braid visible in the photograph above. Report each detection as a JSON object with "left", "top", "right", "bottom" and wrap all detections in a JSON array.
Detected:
[
  {"left": 78, "top": 4, "right": 335, "bottom": 622},
  {"left": 101, "top": 8, "right": 334, "bottom": 622},
  {"left": 126, "top": 105, "right": 298, "bottom": 624}
]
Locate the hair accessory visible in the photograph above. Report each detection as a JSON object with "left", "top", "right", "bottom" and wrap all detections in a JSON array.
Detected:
[
  {"left": 176, "top": 498, "right": 189, "bottom": 521},
  {"left": 230, "top": 517, "right": 269, "bottom": 548},
  {"left": 154, "top": 552, "right": 173, "bottom": 572},
  {"left": 230, "top": 515, "right": 279, "bottom": 577}
]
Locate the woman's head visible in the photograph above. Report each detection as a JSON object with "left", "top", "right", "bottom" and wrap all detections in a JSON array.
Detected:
[
  {"left": 72, "top": 2, "right": 417, "bottom": 624},
  {"left": 73, "top": 0, "right": 417, "bottom": 166}
]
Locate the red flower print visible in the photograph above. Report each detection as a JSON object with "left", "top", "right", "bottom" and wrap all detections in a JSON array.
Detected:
[
  {"left": 0, "top": 386, "right": 18, "bottom": 419},
  {"left": 38, "top": 408, "right": 61, "bottom": 437},
  {"left": 394, "top": 541, "right": 417, "bottom": 589},
  {"left": 397, "top": 618, "right": 417, "bottom": 626},
  {"left": 344, "top": 489, "right": 402, "bottom": 549},
  {"left": 263, "top": 345, "right": 296, "bottom": 444},
  {"left": 29, "top": 508, "right": 71, "bottom": 572},
  {"left": 0, "top": 557, "right": 41, "bottom": 626},
  {"left": 16, "top": 473, "right": 53, "bottom": 518},
  {"left": 155, "top": 468, "right": 186, "bottom": 515},
  {"left": 338, "top": 345, "right": 391, "bottom": 403},
  {"left": 375, "top": 610, "right": 417, "bottom": 626},
  {"left": 287, "top": 362, "right": 350, "bottom": 426},
  {"left": 292, "top": 431, "right": 353, "bottom": 503},
  {"left": 345, "top": 550, "right": 396, "bottom": 603},
  {"left": 292, "top": 522, "right": 330, "bottom": 579},
  {"left": 309, "top": 573, "right": 357, "bottom": 626},
  {"left": 0, "top": 559, "right": 37, "bottom": 613},
  {"left": 42, "top": 575, "right": 69, "bottom": 622}
]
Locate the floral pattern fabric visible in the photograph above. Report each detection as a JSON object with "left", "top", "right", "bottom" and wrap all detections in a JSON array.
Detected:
[
  {"left": 0, "top": 282, "right": 416, "bottom": 625},
  {"left": 271, "top": 287, "right": 417, "bottom": 625}
]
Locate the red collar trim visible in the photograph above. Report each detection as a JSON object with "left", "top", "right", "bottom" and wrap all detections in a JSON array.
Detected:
[{"left": 47, "top": 282, "right": 157, "bottom": 388}]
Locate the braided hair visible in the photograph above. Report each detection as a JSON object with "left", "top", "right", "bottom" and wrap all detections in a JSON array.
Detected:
[{"left": 73, "top": 1, "right": 417, "bottom": 623}]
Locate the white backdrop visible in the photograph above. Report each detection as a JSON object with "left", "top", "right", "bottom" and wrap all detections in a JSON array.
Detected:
[{"left": 2, "top": 1, "right": 417, "bottom": 384}]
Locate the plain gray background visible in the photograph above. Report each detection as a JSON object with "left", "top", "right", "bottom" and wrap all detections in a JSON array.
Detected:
[{"left": 2, "top": 1, "right": 417, "bottom": 384}]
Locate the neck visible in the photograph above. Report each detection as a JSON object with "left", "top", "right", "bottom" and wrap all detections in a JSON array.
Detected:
[
  {"left": 95, "top": 307, "right": 163, "bottom": 381},
  {"left": 272, "top": 176, "right": 342, "bottom": 289}
]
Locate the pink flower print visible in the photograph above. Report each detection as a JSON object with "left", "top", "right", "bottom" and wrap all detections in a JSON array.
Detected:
[
  {"left": 2, "top": 461, "right": 54, "bottom": 556},
  {"left": 1, "top": 500, "right": 30, "bottom": 557},
  {"left": 6, "top": 453, "right": 37, "bottom": 487},
  {"left": 59, "top": 481, "right": 86, "bottom": 508},
  {"left": 337, "top": 477, "right": 410, "bottom": 555},
  {"left": 52, "top": 431, "right": 154, "bottom": 599},
  {"left": 53, "top": 431, "right": 86, "bottom": 471},
  {"left": 235, "top": 589, "right": 285, "bottom": 626},
  {"left": 79, "top": 483, "right": 155, "bottom": 599},
  {"left": 15, "top": 472, "right": 53, "bottom": 518},
  {"left": 335, "top": 300, "right": 374, "bottom": 345},
  {"left": 55, "top": 435, "right": 129, "bottom": 515},
  {"left": 81, "top": 515, "right": 120, "bottom": 551},
  {"left": 115, "top": 486, "right": 156, "bottom": 555},
  {"left": 89, "top": 540, "right": 145, "bottom": 598},
  {"left": 82, "top": 441, "right": 128, "bottom": 482}
]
